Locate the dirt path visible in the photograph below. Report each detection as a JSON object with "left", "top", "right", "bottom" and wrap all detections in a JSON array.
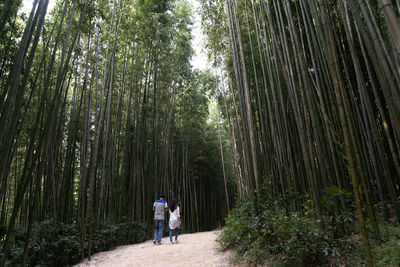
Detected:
[{"left": 74, "top": 230, "right": 237, "bottom": 267}]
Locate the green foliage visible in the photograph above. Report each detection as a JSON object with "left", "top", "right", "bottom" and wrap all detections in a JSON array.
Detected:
[
  {"left": 343, "top": 222, "right": 400, "bottom": 266},
  {"left": 217, "top": 198, "right": 254, "bottom": 251},
  {"left": 373, "top": 223, "right": 400, "bottom": 266},
  {"left": 0, "top": 7, "right": 25, "bottom": 83},
  {"left": 0, "top": 219, "right": 149, "bottom": 267},
  {"left": 218, "top": 193, "right": 356, "bottom": 266},
  {"left": 320, "top": 186, "right": 356, "bottom": 239},
  {"left": 219, "top": 188, "right": 400, "bottom": 266},
  {"left": 271, "top": 213, "right": 353, "bottom": 266}
]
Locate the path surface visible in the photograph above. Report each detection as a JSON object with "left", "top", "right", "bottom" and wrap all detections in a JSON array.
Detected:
[{"left": 75, "top": 230, "right": 237, "bottom": 267}]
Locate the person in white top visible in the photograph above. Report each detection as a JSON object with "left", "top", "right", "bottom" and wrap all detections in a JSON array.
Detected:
[{"left": 169, "top": 199, "right": 181, "bottom": 244}]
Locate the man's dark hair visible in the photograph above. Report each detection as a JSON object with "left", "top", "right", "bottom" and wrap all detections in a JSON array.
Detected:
[
  {"left": 170, "top": 199, "right": 179, "bottom": 212},
  {"left": 160, "top": 193, "right": 166, "bottom": 198}
]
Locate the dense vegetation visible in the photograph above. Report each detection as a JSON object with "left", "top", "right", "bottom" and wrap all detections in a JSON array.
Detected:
[
  {"left": 0, "top": 0, "right": 234, "bottom": 265},
  {"left": 199, "top": 0, "right": 400, "bottom": 266},
  {"left": 0, "top": 0, "right": 399, "bottom": 266},
  {"left": 1, "top": 219, "right": 148, "bottom": 266},
  {"left": 218, "top": 183, "right": 400, "bottom": 266}
]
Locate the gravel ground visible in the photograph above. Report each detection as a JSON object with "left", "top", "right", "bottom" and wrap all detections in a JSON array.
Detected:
[{"left": 74, "top": 230, "right": 237, "bottom": 267}]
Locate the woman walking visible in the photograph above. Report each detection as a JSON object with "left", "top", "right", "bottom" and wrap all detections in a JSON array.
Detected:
[{"left": 169, "top": 199, "right": 181, "bottom": 244}]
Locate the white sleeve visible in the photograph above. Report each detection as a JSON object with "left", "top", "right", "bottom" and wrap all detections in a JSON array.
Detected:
[{"left": 177, "top": 207, "right": 180, "bottom": 217}]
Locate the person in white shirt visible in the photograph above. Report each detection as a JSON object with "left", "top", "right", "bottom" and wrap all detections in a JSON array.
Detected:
[{"left": 169, "top": 199, "right": 181, "bottom": 244}]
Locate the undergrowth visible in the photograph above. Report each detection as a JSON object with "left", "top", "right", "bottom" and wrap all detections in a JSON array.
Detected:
[
  {"left": 217, "top": 182, "right": 400, "bottom": 266},
  {"left": 0, "top": 218, "right": 150, "bottom": 266},
  {"left": 344, "top": 221, "right": 400, "bottom": 266}
]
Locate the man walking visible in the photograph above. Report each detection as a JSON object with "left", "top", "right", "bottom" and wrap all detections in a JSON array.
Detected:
[{"left": 153, "top": 194, "right": 168, "bottom": 244}]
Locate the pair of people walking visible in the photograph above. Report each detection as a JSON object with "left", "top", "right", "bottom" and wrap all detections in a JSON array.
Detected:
[{"left": 152, "top": 194, "right": 181, "bottom": 245}]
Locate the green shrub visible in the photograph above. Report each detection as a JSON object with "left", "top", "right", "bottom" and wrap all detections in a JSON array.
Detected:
[
  {"left": 218, "top": 193, "right": 355, "bottom": 266},
  {"left": 341, "top": 221, "right": 400, "bottom": 266},
  {"left": 0, "top": 219, "right": 150, "bottom": 266},
  {"left": 218, "top": 189, "right": 400, "bottom": 267},
  {"left": 28, "top": 220, "right": 81, "bottom": 266},
  {"left": 218, "top": 198, "right": 256, "bottom": 251},
  {"left": 374, "top": 223, "right": 400, "bottom": 266}
]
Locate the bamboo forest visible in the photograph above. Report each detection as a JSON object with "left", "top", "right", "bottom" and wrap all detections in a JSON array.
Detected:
[{"left": 0, "top": 0, "right": 399, "bottom": 266}]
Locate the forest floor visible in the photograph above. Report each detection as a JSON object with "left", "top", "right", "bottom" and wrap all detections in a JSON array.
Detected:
[{"left": 74, "top": 230, "right": 239, "bottom": 267}]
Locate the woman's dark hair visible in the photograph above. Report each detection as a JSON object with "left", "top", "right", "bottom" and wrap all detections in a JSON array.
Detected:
[{"left": 170, "top": 199, "right": 179, "bottom": 212}]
